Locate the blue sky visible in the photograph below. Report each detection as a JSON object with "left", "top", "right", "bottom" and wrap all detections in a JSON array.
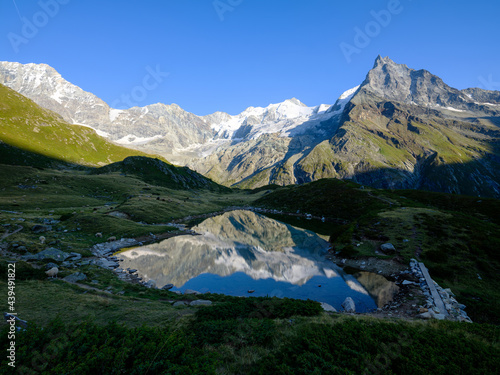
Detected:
[{"left": 1, "top": 0, "right": 499, "bottom": 115}]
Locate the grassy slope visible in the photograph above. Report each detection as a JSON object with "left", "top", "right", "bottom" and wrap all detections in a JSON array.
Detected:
[
  {"left": 0, "top": 166, "right": 499, "bottom": 372},
  {"left": 91, "top": 156, "right": 229, "bottom": 192},
  {"left": 0, "top": 83, "right": 164, "bottom": 167},
  {"left": 297, "top": 99, "right": 500, "bottom": 197},
  {"left": 256, "top": 179, "right": 500, "bottom": 324}
]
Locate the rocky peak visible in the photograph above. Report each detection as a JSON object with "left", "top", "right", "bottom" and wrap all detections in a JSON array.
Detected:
[
  {"left": 461, "top": 87, "right": 500, "bottom": 104},
  {"left": 358, "top": 56, "right": 470, "bottom": 109},
  {"left": 283, "top": 97, "right": 307, "bottom": 107}
]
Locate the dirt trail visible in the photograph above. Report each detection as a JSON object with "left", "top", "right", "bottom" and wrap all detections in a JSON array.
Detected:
[{"left": 1, "top": 225, "right": 23, "bottom": 240}]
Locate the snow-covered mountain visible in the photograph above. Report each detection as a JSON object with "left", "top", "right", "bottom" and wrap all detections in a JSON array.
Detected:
[
  {"left": 2, "top": 57, "right": 499, "bottom": 196},
  {"left": 0, "top": 60, "right": 351, "bottom": 164}
]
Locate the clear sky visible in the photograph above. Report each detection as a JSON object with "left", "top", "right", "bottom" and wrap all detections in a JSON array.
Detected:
[{"left": 1, "top": 0, "right": 499, "bottom": 115}]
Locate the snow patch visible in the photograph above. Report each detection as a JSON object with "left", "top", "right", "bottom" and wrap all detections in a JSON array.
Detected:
[
  {"left": 115, "top": 134, "right": 163, "bottom": 145},
  {"left": 444, "top": 106, "right": 465, "bottom": 112},
  {"left": 339, "top": 85, "right": 360, "bottom": 100},
  {"left": 109, "top": 109, "right": 124, "bottom": 122}
]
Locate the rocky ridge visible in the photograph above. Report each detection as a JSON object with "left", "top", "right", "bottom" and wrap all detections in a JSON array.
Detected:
[{"left": 2, "top": 58, "right": 500, "bottom": 196}]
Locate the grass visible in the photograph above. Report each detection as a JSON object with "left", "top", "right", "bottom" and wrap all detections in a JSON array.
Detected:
[
  {"left": 0, "top": 279, "right": 191, "bottom": 328},
  {"left": 0, "top": 83, "right": 160, "bottom": 167},
  {"left": 253, "top": 178, "right": 500, "bottom": 324},
  {"left": 0, "top": 160, "right": 499, "bottom": 372}
]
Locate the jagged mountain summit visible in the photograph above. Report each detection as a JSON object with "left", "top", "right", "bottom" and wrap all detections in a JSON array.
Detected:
[
  {"left": 0, "top": 61, "right": 345, "bottom": 165},
  {"left": 1, "top": 57, "right": 499, "bottom": 197}
]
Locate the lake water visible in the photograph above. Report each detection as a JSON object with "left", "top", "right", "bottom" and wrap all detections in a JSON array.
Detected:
[{"left": 118, "top": 210, "right": 398, "bottom": 312}]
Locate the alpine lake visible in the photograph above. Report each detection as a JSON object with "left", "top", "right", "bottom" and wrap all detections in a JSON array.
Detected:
[{"left": 116, "top": 210, "right": 398, "bottom": 312}]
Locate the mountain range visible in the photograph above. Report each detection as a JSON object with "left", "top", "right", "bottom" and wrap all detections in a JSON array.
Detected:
[{"left": 1, "top": 56, "right": 499, "bottom": 197}]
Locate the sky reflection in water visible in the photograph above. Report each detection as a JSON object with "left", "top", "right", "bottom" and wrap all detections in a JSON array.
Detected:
[{"left": 119, "top": 210, "right": 398, "bottom": 312}]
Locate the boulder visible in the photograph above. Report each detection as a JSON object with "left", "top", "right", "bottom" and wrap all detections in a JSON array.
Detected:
[
  {"left": 96, "top": 259, "right": 119, "bottom": 269},
  {"left": 63, "top": 272, "right": 87, "bottom": 283},
  {"left": 44, "top": 262, "right": 58, "bottom": 270},
  {"left": 31, "top": 224, "right": 52, "bottom": 233},
  {"left": 184, "top": 289, "right": 200, "bottom": 295},
  {"left": 320, "top": 302, "right": 337, "bottom": 312},
  {"left": 173, "top": 301, "right": 187, "bottom": 307},
  {"left": 417, "top": 311, "right": 446, "bottom": 320},
  {"left": 31, "top": 248, "right": 71, "bottom": 262},
  {"left": 190, "top": 300, "right": 213, "bottom": 306},
  {"left": 161, "top": 284, "right": 174, "bottom": 290},
  {"left": 67, "top": 252, "right": 82, "bottom": 261},
  {"left": 402, "top": 280, "right": 416, "bottom": 286},
  {"left": 145, "top": 280, "right": 157, "bottom": 288},
  {"left": 341, "top": 297, "right": 356, "bottom": 313},
  {"left": 417, "top": 311, "right": 434, "bottom": 319},
  {"left": 380, "top": 243, "right": 396, "bottom": 254}
]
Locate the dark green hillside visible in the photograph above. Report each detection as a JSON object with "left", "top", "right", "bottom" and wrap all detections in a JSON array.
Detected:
[
  {"left": 0, "top": 83, "right": 160, "bottom": 166},
  {"left": 91, "top": 156, "right": 229, "bottom": 192},
  {"left": 256, "top": 179, "right": 500, "bottom": 324}
]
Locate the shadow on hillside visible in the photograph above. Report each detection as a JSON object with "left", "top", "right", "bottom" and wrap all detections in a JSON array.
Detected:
[
  {"left": 347, "top": 150, "right": 500, "bottom": 199},
  {"left": 0, "top": 142, "right": 227, "bottom": 192}
]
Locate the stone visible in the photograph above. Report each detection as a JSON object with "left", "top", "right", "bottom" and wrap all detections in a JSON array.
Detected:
[
  {"left": 433, "top": 313, "right": 446, "bottom": 320},
  {"left": 402, "top": 280, "right": 416, "bottom": 285},
  {"left": 190, "top": 300, "right": 213, "bottom": 306},
  {"left": 145, "top": 280, "right": 157, "bottom": 288},
  {"left": 380, "top": 243, "right": 396, "bottom": 254},
  {"left": 31, "top": 224, "right": 52, "bottom": 233},
  {"left": 341, "top": 297, "right": 356, "bottom": 313},
  {"left": 44, "top": 262, "right": 58, "bottom": 270},
  {"left": 67, "top": 252, "right": 82, "bottom": 261},
  {"left": 444, "top": 288, "right": 455, "bottom": 296},
  {"left": 417, "top": 312, "right": 433, "bottom": 319},
  {"left": 161, "top": 284, "right": 174, "bottom": 290},
  {"left": 30, "top": 248, "right": 71, "bottom": 262},
  {"left": 320, "top": 302, "right": 337, "bottom": 312},
  {"left": 173, "top": 301, "right": 187, "bottom": 307},
  {"left": 96, "top": 258, "right": 119, "bottom": 269},
  {"left": 184, "top": 289, "right": 200, "bottom": 295},
  {"left": 63, "top": 272, "right": 87, "bottom": 283}
]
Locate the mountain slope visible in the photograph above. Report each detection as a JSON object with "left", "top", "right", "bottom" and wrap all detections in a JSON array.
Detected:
[
  {"left": 2, "top": 58, "right": 500, "bottom": 197},
  {"left": 292, "top": 56, "right": 500, "bottom": 197},
  {"left": 0, "top": 61, "right": 214, "bottom": 161},
  {"left": 91, "top": 156, "right": 228, "bottom": 191},
  {"left": 0, "top": 83, "right": 155, "bottom": 167}
]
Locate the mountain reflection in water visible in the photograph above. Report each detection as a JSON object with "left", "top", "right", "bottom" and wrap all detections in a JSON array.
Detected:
[{"left": 118, "top": 210, "right": 397, "bottom": 312}]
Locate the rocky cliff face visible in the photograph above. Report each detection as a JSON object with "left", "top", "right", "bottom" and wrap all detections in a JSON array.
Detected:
[
  {"left": 0, "top": 61, "right": 214, "bottom": 160},
  {"left": 290, "top": 56, "right": 500, "bottom": 197},
  {"left": 2, "top": 58, "right": 500, "bottom": 197}
]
